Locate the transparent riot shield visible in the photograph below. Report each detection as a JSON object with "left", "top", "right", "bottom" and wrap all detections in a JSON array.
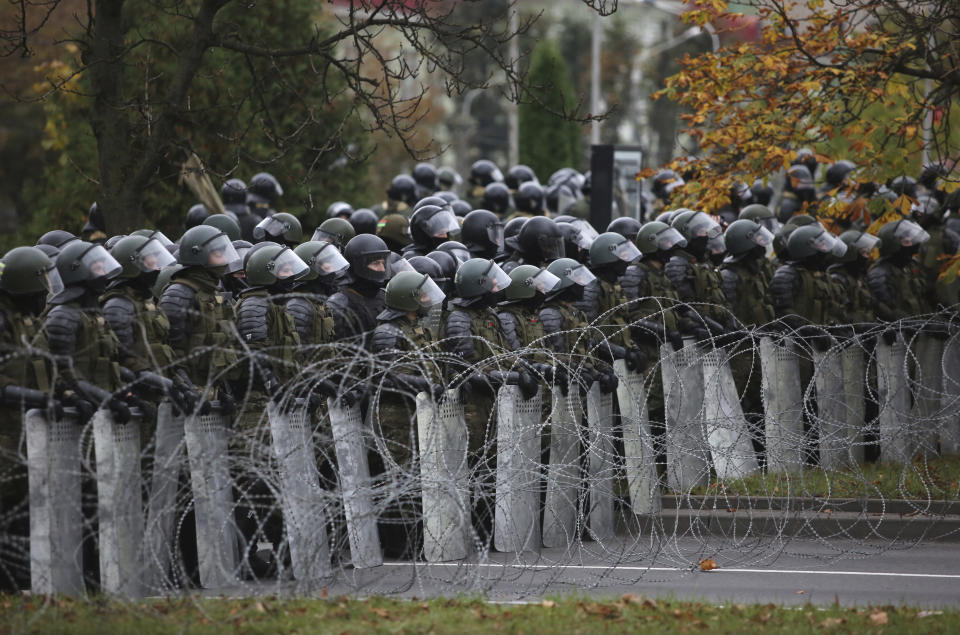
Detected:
[
  {"left": 586, "top": 380, "right": 616, "bottom": 541},
  {"left": 416, "top": 389, "right": 471, "bottom": 562},
  {"left": 184, "top": 406, "right": 239, "bottom": 588},
  {"left": 328, "top": 397, "right": 382, "bottom": 569},
  {"left": 759, "top": 336, "right": 805, "bottom": 473},
  {"left": 615, "top": 359, "right": 660, "bottom": 517},
  {"left": 661, "top": 340, "right": 710, "bottom": 492},
  {"left": 542, "top": 389, "right": 582, "bottom": 549},
  {"left": 268, "top": 401, "right": 331, "bottom": 581},
  {"left": 841, "top": 343, "right": 867, "bottom": 464},
  {"left": 876, "top": 336, "right": 912, "bottom": 464},
  {"left": 26, "top": 407, "right": 83, "bottom": 595},
  {"left": 93, "top": 407, "right": 144, "bottom": 597},
  {"left": 494, "top": 385, "right": 541, "bottom": 553},
  {"left": 812, "top": 346, "right": 848, "bottom": 470},
  {"left": 942, "top": 332, "right": 960, "bottom": 455},
  {"left": 911, "top": 334, "right": 944, "bottom": 457},
  {"left": 702, "top": 347, "right": 759, "bottom": 480},
  {"left": 143, "top": 400, "right": 184, "bottom": 591}
]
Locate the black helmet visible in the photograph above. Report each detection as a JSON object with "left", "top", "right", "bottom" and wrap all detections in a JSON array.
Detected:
[
  {"left": 785, "top": 164, "right": 815, "bottom": 195},
  {"left": 221, "top": 178, "right": 247, "bottom": 205},
  {"left": 482, "top": 182, "right": 512, "bottom": 216},
  {"left": 312, "top": 217, "right": 356, "bottom": 248},
  {"left": 349, "top": 208, "right": 379, "bottom": 236},
  {"left": 436, "top": 191, "right": 459, "bottom": 204},
  {"left": 792, "top": 148, "right": 818, "bottom": 179},
  {"left": 413, "top": 195, "right": 451, "bottom": 212},
  {"left": 253, "top": 211, "right": 302, "bottom": 245},
  {"left": 773, "top": 214, "right": 819, "bottom": 257},
  {"left": 514, "top": 181, "right": 546, "bottom": 215},
  {"left": 437, "top": 240, "right": 472, "bottom": 266},
  {"left": 412, "top": 163, "right": 438, "bottom": 192},
  {"left": 652, "top": 170, "right": 684, "bottom": 200},
  {"left": 203, "top": 213, "right": 242, "bottom": 242},
  {"left": 514, "top": 216, "right": 565, "bottom": 264},
  {"left": 186, "top": 203, "right": 210, "bottom": 229},
  {"left": 635, "top": 221, "right": 687, "bottom": 257},
  {"left": 469, "top": 159, "right": 504, "bottom": 187},
  {"left": 37, "top": 230, "right": 79, "bottom": 250},
  {"left": 461, "top": 209, "right": 504, "bottom": 259},
  {"left": 343, "top": 234, "right": 391, "bottom": 283},
  {"left": 888, "top": 175, "right": 918, "bottom": 199},
  {"left": 454, "top": 258, "right": 511, "bottom": 298},
  {"left": 751, "top": 179, "right": 774, "bottom": 206},
  {"left": 505, "top": 165, "right": 537, "bottom": 191},
  {"left": 877, "top": 219, "right": 929, "bottom": 258},
  {"left": 825, "top": 160, "right": 856, "bottom": 188},
  {"left": 919, "top": 164, "right": 947, "bottom": 191},
  {"left": 552, "top": 215, "right": 576, "bottom": 224},
  {"left": 504, "top": 217, "right": 527, "bottom": 242},
  {"left": 607, "top": 217, "right": 641, "bottom": 242},
  {"left": 248, "top": 172, "right": 283, "bottom": 202},
  {"left": 387, "top": 174, "right": 418, "bottom": 205},
  {"left": 451, "top": 200, "right": 472, "bottom": 217},
  {"left": 437, "top": 167, "right": 462, "bottom": 191},
  {"left": 406, "top": 255, "right": 443, "bottom": 280},
  {"left": 81, "top": 202, "right": 107, "bottom": 242},
  {"left": 326, "top": 201, "right": 353, "bottom": 219},
  {"left": 425, "top": 250, "right": 457, "bottom": 292},
  {"left": 409, "top": 204, "right": 460, "bottom": 248},
  {"left": 545, "top": 182, "right": 578, "bottom": 215}
]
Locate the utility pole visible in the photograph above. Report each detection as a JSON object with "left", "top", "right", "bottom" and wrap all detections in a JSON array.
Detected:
[
  {"left": 507, "top": 8, "right": 519, "bottom": 167},
  {"left": 590, "top": 10, "right": 603, "bottom": 145}
]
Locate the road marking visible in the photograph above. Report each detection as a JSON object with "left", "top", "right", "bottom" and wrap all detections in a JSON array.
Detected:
[{"left": 382, "top": 562, "right": 960, "bottom": 579}]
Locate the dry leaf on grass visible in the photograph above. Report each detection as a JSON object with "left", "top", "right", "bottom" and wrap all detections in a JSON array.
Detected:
[
  {"left": 541, "top": 600, "right": 555, "bottom": 609},
  {"left": 869, "top": 611, "right": 888, "bottom": 625}
]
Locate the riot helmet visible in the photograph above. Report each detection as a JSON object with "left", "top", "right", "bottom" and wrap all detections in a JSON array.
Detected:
[
  {"left": 451, "top": 200, "right": 472, "bottom": 218},
  {"left": 311, "top": 217, "right": 355, "bottom": 248},
  {"left": 503, "top": 217, "right": 527, "bottom": 242},
  {"left": 37, "top": 230, "right": 79, "bottom": 250},
  {"left": 385, "top": 271, "right": 445, "bottom": 313},
  {"left": 294, "top": 241, "right": 349, "bottom": 281},
  {"left": 185, "top": 203, "right": 210, "bottom": 229},
  {"left": 413, "top": 195, "right": 450, "bottom": 212},
  {"left": 253, "top": 211, "right": 302, "bottom": 245},
  {"left": 178, "top": 225, "right": 241, "bottom": 275},
  {"left": 152, "top": 264, "right": 183, "bottom": 300},
  {"left": 672, "top": 210, "right": 725, "bottom": 259},
  {"left": 837, "top": 230, "right": 880, "bottom": 265},
  {"left": 739, "top": 203, "right": 781, "bottom": 235},
  {"left": 482, "top": 182, "right": 512, "bottom": 216},
  {"left": 545, "top": 256, "right": 596, "bottom": 302},
  {"left": 425, "top": 250, "right": 457, "bottom": 294},
  {"left": 436, "top": 166, "right": 462, "bottom": 191},
  {"left": 203, "top": 213, "right": 242, "bottom": 242},
  {"left": 825, "top": 160, "right": 856, "bottom": 188},
  {"left": 0, "top": 246, "right": 63, "bottom": 299},
  {"left": 343, "top": 234, "right": 391, "bottom": 284},
  {"left": 503, "top": 264, "right": 560, "bottom": 301},
  {"left": 244, "top": 244, "right": 308, "bottom": 288},
  {"left": 785, "top": 164, "right": 815, "bottom": 198},
  {"left": 607, "top": 217, "right": 641, "bottom": 242},
  {"left": 792, "top": 148, "right": 818, "bottom": 180},
  {"left": 514, "top": 181, "right": 546, "bottom": 215},
  {"left": 469, "top": 159, "right": 503, "bottom": 187},
  {"left": 221, "top": 178, "right": 247, "bottom": 205},
  {"left": 409, "top": 204, "right": 460, "bottom": 248},
  {"left": 349, "top": 208, "right": 379, "bottom": 236},
  {"left": 387, "top": 174, "right": 418, "bottom": 205},
  {"left": 454, "top": 258, "right": 510, "bottom": 298},
  {"left": 437, "top": 240, "right": 472, "bottom": 266},
  {"left": 723, "top": 219, "right": 773, "bottom": 260},
  {"left": 513, "top": 216, "right": 565, "bottom": 264},
  {"left": 326, "top": 201, "right": 353, "bottom": 220},
  {"left": 635, "top": 221, "right": 687, "bottom": 258},
  {"left": 461, "top": 209, "right": 504, "bottom": 258},
  {"left": 590, "top": 232, "right": 641, "bottom": 266},
  {"left": 436, "top": 191, "right": 459, "bottom": 205},
  {"left": 652, "top": 170, "right": 684, "bottom": 201},
  {"left": 412, "top": 163, "right": 438, "bottom": 194},
  {"left": 110, "top": 235, "right": 176, "bottom": 279},
  {"left": 505, "top": 164, "right": 537, "bottom": 191},
  {"left": 248, "top": 172, "right": 283, "bottom": 203},
  {"left": 55, "top": 240, "right": 122, "bottom": 294},
  {"left": 888, "top": 175, "right": 918, "bottom": 199},
  {"left": 751, "top": 179, "right": 774, "bottom": 206},
  {"left": 877, "top": 219, "right": 929, "bottom": 259},
  {"left": 786, "top": 225, "right": 847, "bottom": 261}
]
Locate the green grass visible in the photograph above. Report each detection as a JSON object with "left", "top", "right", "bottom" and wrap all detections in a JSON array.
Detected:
[
  {"left": 684, "top": 455, "right": 960, "bottom": 501},
  {"left": 1, "top": 594, "right": 955, "bottom": 634}
]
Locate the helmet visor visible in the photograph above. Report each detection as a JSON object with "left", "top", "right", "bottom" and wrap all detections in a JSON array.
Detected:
[
  {"left": 688, "top": 212, "right": 722, "bottom": 239},
  {"left": 894, "top": 220, "right": 930, "bottom": 247},
  {"left": 706, "top": 234, "right": 727, "bottom": 255},
  {"left": 529, "top": 268, "right": 561, "bottom": 294},
  {"left": 445, "top": 246, "right": 472, "bottom": 265},
  {"left": 612, "top": 239, "right": 642, "bottom": 262},
  {"left": 388, "top": 254, "right": 415, "bottom": 277},
  {"left": 271, "top": 248, "right": 309, "bottom": 280},
  {"left": 44, "top": 266, "right": 65, "bottom": 297},
  {"left": 135, "top": 238, "right": 176, "bottom": 272},
  {"left": 757, "top": 216, "right": 782, "bottom": 235},
  {"left": 851, "top": 232, "right": 880, "bottom": 258},
  {"left": 568, "top": 264, "right": 597, "bottom": 287},
  {"left": 416, "top": 275, "right": 446, "bottom": 308},
  {"left": 484, "top": 260, "right": 512, "bottom": 293},
  {"left": 569, "top": 220, "right": 599, "bottom": 249},
  {"left": 537, "top": 235, "right": 566, "bottom": 260},
  {"left": 750, "top": 226, "right": 774, "bottom": 248},
  {"left": 311, "top": 243, "right": 349, "bottom": 275},
  {"left": 311, "top": 228, "right": 339, "bottom": 244},
  {"left": 80, "top": 245, "right": 122, "bottom": 280},
  {"left": 486, "top": 223, "right": 505, "bottom": 248},
  {"left": 423, "top": 210, "right": 461, "bottom": 238},
  {"left": 253, "top": 216, "right": 287, "bottom": 240},
  {"left": 662, "top": 175, "right": 684, "bottom": 195},
  {"left": 201, "top": 234, "right": 240, "bottom": 270},
  {"left": 147, "top": 231, "right": 174, "bottom": 248},
  {"left": 490, "top": 167, "right": 504, "bottom": 183},
  {"left": 810, "top": 230, "right": 847, "bottom": 257},
  {"left": 654, "top": 227, "right": 687, "bottom": 252}
]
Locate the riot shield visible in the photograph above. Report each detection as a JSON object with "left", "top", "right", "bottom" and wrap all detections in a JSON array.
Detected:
[
  {"left": 268, "top": 401, "right": 331, "bottom": 580},
  {"left": 93, "top": 408, "right": 144, "bottom": 597},
  {"left": 26, "top": 408, "right": 83, "bottom": 595},
  {"left": 328, "top": 397, "right": 382, "bottom": 569},
  {"left": 417, "top": 389, "right": 471, "bottom": 562},
  {"left": 840, "top": 344, "right": 867, "bottom": 464},
  {"left": 143, "top": 400, "right": 184, "bottom": 591},
  {"left": 661, "top": 340, "right": 710, "bottom": 492},
  {"left": 876, "top": 337, "right": 912, "bottom": 464},
  {"left": 184, "top": 407, "right": 239, "bottom": 588},
  {"left": 942, "top": 332, "right": 960, "bottom": 455},
  {"left": 911, "top": 334, "right": 944, "bottom": 457},
  {"left": 759, "top": 336, "right": 805, "bottom": 473},
  {"left": 494, "top": 385, "right": 541, "bottom": 553},
  {"left": 615, "top": 359, "right": 660, "bottom": 517},
  {"left": 586, "top": 380, "right": 616, "bottom": 540},
  {"left": 812, "top": 346, "right": 848, "bottom": 470},
  {"left": 542, "top": 389, "right": 582, "bottom": 549},
  {"left": 702, "top": 346, "right": 759, "bottom": 480}
]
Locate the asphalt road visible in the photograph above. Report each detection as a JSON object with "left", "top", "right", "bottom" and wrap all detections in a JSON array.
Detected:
[{"left": 226, "top": 536, "right": 960, "bottom": 608}]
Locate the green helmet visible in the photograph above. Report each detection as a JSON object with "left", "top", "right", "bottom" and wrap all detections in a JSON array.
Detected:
[
  {"left": 589, "top": 231, "right": 641, "bottom": 266},
  {"left": 384, "top": 271, "right": 445, "bottom": 312},
  {"left": 293, "top": 241, "right": 349, "bottom": 280},
  {"left": 546, "top": 257, "right": 596, "bottom": 290},
  {"left": 723, "top": 219, "right": 774, "bottom": 257},
  {"left": 110, "top": 235, "right": 176, "bottom": 279},
  {"left": 244, "top": 244, "right": 309, "bottom": 286},
  {"left": 253, "top": 212, "right": 303, "bottom": 244},
  {"left": 203, "top": 214, "right": 242, "bottom": 242},
  {"left": 774, "top": 214, "right": 818, "bottom": 257},
  {"left": 786, "top": 225, "right": 847, "bottom": 261},
  {"left": 837, "top": 230, "right": 880, "bottom": 263},
  {"left": 376, "top": 213, "right": 412, "bottom": 248},
  {"left": 152, "top": 263, "right": 184, "bottom": 299},
  {"left": 671, "top": 210, "right": 724, "bottom": 256},
  {"left": 0, "top": 246, "right": 62, "bottom": 296},
  {"left": 311, "top": 217, "right": 356, "bottom": 248},
  {"left": 635, "top": 221, "right": 687, "bottom": 256},
  {"left": 739, "top": 203, "right": 781, "bottom": 234},
  {"left": 454, "top": 258, "right": 511, "bottom": 298},
  {"left": 504, "top": 264, "right": 561, "bottom": 301},
  {"left": 55, "top": 240, "right": 122, "bottom": 286},
  {"left": 178, "top": 225, "right": 240, "bottom": 274},
  {"left": 130, "top": 228, "right": 175, "bottom": 247},
  {"left": 877, "top": 219, "right": 930, "bottom": 258}
]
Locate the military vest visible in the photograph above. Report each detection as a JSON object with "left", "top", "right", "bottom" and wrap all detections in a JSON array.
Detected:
[
  {"left": 721, "top": 261, "right": 775, "bottom": 327},
  {"left": 237, "top": 289, "right": 302, "bottom": 385},
  {"left": 829, "top": 268, "right": 874, "bottom": 324},
  {"left": 101, "top": 286, "right": 174, "bottom": 372},
  {"left": 596, "top": 278, "right": 631, "bottom": 348},
  {"left": 44, "top": 301, "right": 121, "bottom": 391},
  {"left": 0, "top": 296, "right": 50, "bottom": 393},
  {"left": 790, "top": 267, "right": 836, "bottom": 325},
  {"left": 628, "top": 262, "right": 679, "bottom": 332},
  {"left": 172, "top": 269, "right": 238, "bottom": 384}
]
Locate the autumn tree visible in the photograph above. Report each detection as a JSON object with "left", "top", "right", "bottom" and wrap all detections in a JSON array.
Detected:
[
  {"left": 649, "top": 0, "right": 960, "bottom": 213},
  {"left": 2, "top": 0, "right": 615, "bottom": 235}
]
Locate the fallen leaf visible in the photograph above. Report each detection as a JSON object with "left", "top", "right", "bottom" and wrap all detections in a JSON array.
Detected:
[
  {"left": 255, "top": 601, "right": 266, "bottom": 613},
  {"left": 796, "top": 590, "right": 804, "bottom": 594},
  {"left": 583, "top": 603, "right": 620, "bottom": 619},
  {"left": 621, "top": 593, "right": 641, "bottom": 605},
  {"left": 372, "top": 607, "right": 391, "bottom": 618},
  {"left": 321, "top": 587, "right": 328, "bottom": 598},
  {"left": 869, "top": 611, "right": 888, "bottom": 625},
  {"left": 755, "top": 612, "right": 771, "bottom": 624},
  {"left": 541, "top": 600, "right": 555, "bottom": 609},
  {"left": 642, "top": 598, "right": 658, "bottom": 610},
  {"left": 822, "top": 617, "right": 844, "bottom": 628},
  {"left": 699, "top": 558, "right": 718, "bottom": 571}
]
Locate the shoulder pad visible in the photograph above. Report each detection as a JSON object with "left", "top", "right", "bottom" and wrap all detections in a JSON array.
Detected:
[
  {"left": 102, "top": 295, "right": 137, "bottom": 351},
  {"left": 573, "top": 279, "right": 600, "bottom": 322},
  {"left": 324, "top": 292, "right": 349, "bottom": 315},
  {"left": 664, "top": 255, "right": 695, "bottom": 300},
  {"left": 372, "top": 322, "right": 404, "bottom": 353},
  {"left": 236, "top": 295, "right": 271, "bottom": 343},
  {"left": 866, "top": 261, "right": 895, "bottom": 308},
  {"left": 719, "top": 267, "right": 740, "bottom": 306},
  {"left": 619, "top": 264, "right": 648, "bottom": 300},
  {"left": 43, "top": 304, "right": 81, "bottom": 357},
  {"left": 159, "top": 282, "right": 197, "bottom": 346},
  {"left": 497, "top": 310, "right": 522, "bottom": 351},
  {"left": 284, "top": 296, "right": 314, "bottom": 340},
  {"left": 770, "top": 264, "right": 799, "bottom": 314},
  {"left": 441, "top": 309, "right": 478, "bottom": 360}
]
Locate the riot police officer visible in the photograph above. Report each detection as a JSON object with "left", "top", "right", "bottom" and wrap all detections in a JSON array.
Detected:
[
  {"left": 461, "top": 209, "right": 505, "bottom": 260},
  {"left": 376, "top": 213, "right": 412, "bottom": 253},
  {"left": 376, "top": 175, "right": 418, "bottom": 216},
  {"left": 246, "top": 172, "right": 283, "bottom": 218},
  {"left": 222, "top": 178, "right": 260, "bottom": 242},
  {"left": 311, "top": 217, "right": 356, "bottom": 249},
  {"left": 325, "top": 234, "right": 391, "bottom": 342},
  {"left": 286, "top": 241, "right": 347, "bottom": 346},
  {"left": 253, "top": 211, "right": 303, "bottom": 247},
  {"left": 402, "top": 204, "right": 461, "bottom": 258},
  {"left": 828, "top": 230, "right": 880, "bottom": 326},
  {"left": 503, "top": 216, "right": 566, "bottom": 270},
  {"left": 868, "top": 219, "right": 932, "bottom": 322}
]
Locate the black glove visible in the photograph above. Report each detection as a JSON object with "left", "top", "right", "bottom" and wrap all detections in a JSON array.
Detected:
[
  {"left": 599, "top": 371, "right": 619, "bottom": 395},
  {"left": 108, "top": 397, "right": 132, "bottom": 424},
  {"left": 668, "top": 330, "right": 684, "bottom": 351},
  {"left": 555, "top": 366, "right": 570, "bottom": 396},
  {"left": 633, "top": 319, "right": 667, "bottom": 345},
  {"left": 487, "top": 370, "right": 521, "bottom": 388},
  {"left": 339, "top": 384, "right": 366, "bottom": 409},
  {"left": 532, "top": 363, "right": 554, "bottom": 383},
  {"left": 259, "top": 367, "right": 282, "bottom": 402},
  {"left": 624, "top": 348, "right": 647, "bottom": 373},
  {"left": 61, "top": 391, "right": 94, "bottom": 422},
  {"left": 518, "top": 371, "right": 538, "bottom": 400},
  {"left": 217, "top": 386, "right": 237, "bottom": 417}
]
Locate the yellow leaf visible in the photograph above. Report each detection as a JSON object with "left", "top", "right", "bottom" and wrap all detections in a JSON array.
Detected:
[
  {"left": 699, "top": 558, "right": 719, "bottom": 571},
  {"left": 869, "top": 611, "right": 888, "bottom": 625}
]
